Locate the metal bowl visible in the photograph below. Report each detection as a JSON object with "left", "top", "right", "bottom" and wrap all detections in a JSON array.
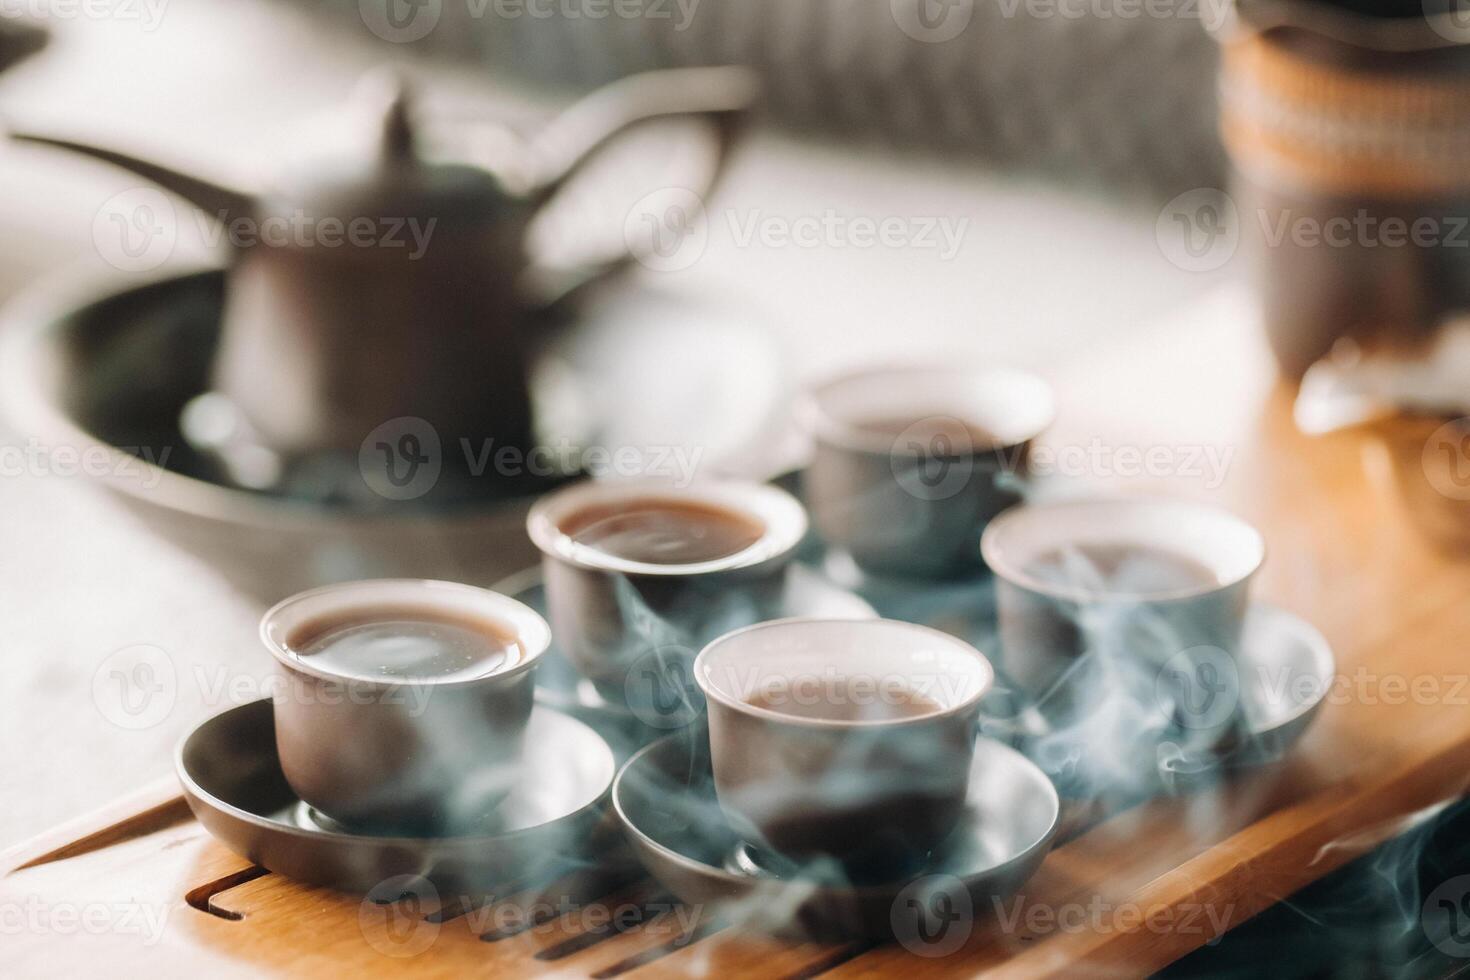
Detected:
[
  {"left": 0, "top": 267, "right": 545, "bottom": 600},
  {"left": 0, "top": 265, "right": 787, "bottom": 601}
]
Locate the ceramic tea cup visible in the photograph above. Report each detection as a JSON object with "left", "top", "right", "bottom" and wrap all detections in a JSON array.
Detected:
[
  {"left": 980, "top": 498, "right": 1265, "bottom": 744},
  {"left": 799, "top": 365, "right": 1054, "bottom": 579},
  {"left": 695, "top": 618, "right": 994, "bottom": 879},
  {"left": 263, "top": 578, "right": 550, "bottom": 835},
  {"left": 526, "top": 478, "right": 809, "bottom": 707}
]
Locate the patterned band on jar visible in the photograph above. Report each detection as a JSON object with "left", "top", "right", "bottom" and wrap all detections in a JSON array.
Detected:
[{"left": 1220, "top": 34, "right": 1470, "bottom": 198}]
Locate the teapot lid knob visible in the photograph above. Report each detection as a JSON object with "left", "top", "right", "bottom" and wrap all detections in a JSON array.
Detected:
[{"left": 352, "top": 68, "right": 416, "bottom": 166}]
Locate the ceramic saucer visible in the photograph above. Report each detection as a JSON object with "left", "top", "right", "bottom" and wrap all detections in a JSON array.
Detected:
[
  {"left": 612, "top": 729, "right": 1059, "bottom": 940},
  {"left": 496, "top": 563, "right": 876, "bottom": 745},
  {"left": 176, "top": 699, "right": 617, "bottom": 895},
  {"left": 1156, "top": 602, "right": 1336, "bottom": 792},
  {"left": 985, "top": 603, "right": 1336, "bottom": 797}
]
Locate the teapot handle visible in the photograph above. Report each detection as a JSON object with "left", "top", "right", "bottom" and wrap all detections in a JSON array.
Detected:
[{"left": 520, "top": 66, "right": 760, "bottom": 304}]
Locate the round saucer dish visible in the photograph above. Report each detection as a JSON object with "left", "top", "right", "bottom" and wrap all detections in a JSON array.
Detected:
[
  {"left": 176, "top": 699, "right": 616, "bottom": 895},
  {"left": 982, "top": 602, "right": 1337, "bottom": 797},
  {"left": 612, "top": 728, "right": 1060, "bottom": 939},
  {"left": 1156, "top": 602, "right": 1336, "bottom": 793}
]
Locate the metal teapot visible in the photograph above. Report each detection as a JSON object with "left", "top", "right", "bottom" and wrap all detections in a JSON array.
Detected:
[{"left": 11, "top": 67, "right": 757, "bottom": 502}]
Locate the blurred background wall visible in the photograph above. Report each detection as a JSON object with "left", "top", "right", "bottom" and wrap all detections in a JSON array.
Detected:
[
  {"left": 319, "top": 0, "right": 1227, "bottom": 196},
  {"left": 0, "top": 0, "right": 1239, "bottom": 382}
]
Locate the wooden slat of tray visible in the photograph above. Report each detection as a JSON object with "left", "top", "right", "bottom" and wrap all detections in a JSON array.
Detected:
[
  {"left": 11, "top": 288, "right": 1470, "bottom": 976},
  {"left": 0, "top": 794, "right": 691, "bottom": 978}
]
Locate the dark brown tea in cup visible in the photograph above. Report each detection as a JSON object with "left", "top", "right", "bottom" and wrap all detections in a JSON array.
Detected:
[
  {"left": 560, "top": 497, "right": 765, "bottom": 565},
  {"left": 853, "top": 415, "right": 1004, "bottom": 454},
  {"left": 1023, "top": 542, "right": 1220, "bottom": 595},
  {"left": 745, "top": 677, "right": 941, "bottom": 722},
  {"left": 286, "top": 606, "right": 524, "bottom": 682}
]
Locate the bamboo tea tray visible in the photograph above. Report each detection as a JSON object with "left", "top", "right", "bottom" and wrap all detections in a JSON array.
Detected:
[{"left": 9, "top": 290, "right": 1470, "bottom": 976}]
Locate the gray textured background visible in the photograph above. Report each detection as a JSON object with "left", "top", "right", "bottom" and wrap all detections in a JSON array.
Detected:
[{"left": 324, "top": 0, "right": 1227, "bottom": 197}]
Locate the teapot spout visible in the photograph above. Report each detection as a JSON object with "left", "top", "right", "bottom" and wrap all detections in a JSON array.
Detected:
[{"left": 9, "top": 130, "right": 255, "bottom": 226}]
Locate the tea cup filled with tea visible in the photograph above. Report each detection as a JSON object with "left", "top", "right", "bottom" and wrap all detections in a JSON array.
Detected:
[
  {"left": 981, "top": 498, "right": 1265, "bottom": 743},
  {"left": 526, "top": 478, "right": 809, "bottom": 705},
  {"left": 695, "top": 618, "right": 993, "bottom": 879},
  {"left": 263, "top": 578, "right": 551, "bottom": 835},
  {"left": 799, "top": 365, "right": 1054, "bottom": 579}
]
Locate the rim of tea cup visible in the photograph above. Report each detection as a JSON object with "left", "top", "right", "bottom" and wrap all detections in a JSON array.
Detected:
[
  {"left": 797, "top": 364, "right": 1055, "bottom": 457},
  {"left": 693, "top": 617, "right": 994, "bottom": 730},
  {"left": 261, "top": 578, "right": 552, "bottom": 685},
  {"left": 525, "top": 477, "right": 809, "bottom": 577},
  {"left": 980, "top": 497, "right": 1266, "bottom": 603}
]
